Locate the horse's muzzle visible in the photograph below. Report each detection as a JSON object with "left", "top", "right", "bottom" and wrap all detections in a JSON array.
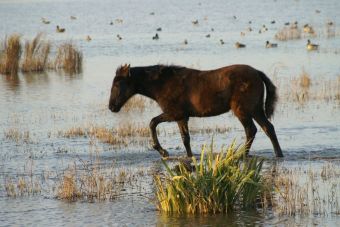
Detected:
[{"left": 109, "top": 104, "right": 120, "bottom": 112}]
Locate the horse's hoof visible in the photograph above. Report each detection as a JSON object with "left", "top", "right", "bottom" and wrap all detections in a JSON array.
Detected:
[{"left": 161, "top": 149, "right": 169, "bottom": 158}]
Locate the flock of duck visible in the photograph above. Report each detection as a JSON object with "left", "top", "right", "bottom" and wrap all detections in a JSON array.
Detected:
[{"left": 41, "top": 15, "right": 327, "bottom": 51}]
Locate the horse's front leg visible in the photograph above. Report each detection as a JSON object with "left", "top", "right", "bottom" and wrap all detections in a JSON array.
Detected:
[
  {"left": 177, "top": 119, "right": 193, "bottom": 157},
  {"left": 149, "top": 113, "right": 172, "bottom": 158}
]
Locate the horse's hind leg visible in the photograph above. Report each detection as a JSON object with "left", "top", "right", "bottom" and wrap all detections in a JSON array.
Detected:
[
  {"left": 253, "top": 111, "right": 283, "bottom": 157},
  {"left": 177, "top": 119, "right": 193, "bottom": 157},
  {"left": 237, "top": 115, "right": 257, "bottom": 155},
  {"left": 150, "top": 113, "right": 172, "bottom": 158}
]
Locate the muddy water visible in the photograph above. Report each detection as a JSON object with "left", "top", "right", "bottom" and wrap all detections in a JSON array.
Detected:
[{"left": 1, "top": 0, "right": 340, "bottom": 226}]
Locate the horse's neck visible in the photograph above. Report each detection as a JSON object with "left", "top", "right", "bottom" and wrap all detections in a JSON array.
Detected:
[{"left": 133, "top": 70, "right": 160, "bottom": 101}]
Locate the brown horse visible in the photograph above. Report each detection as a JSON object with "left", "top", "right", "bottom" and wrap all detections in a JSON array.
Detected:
[{"left": 109, "top": 64, "right": 283, "bottom": 158}]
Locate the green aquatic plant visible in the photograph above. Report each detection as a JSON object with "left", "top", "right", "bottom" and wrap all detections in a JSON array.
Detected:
[{"left": 154, "top": 141, "right": 265, "bottom": 214}]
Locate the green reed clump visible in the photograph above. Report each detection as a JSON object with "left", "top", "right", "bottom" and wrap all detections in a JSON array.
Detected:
[
  {"left": 55, "top": 42, "right": 82, "bottom": 74},
  {"left": 154, "top": 142, "right": 264, "bottom": 214},
  {"left": 0, "top": 34, "right": 21, "bottom": 75},
  {"left": 21, "top": 33, "right": 50, "bottom": 72}
]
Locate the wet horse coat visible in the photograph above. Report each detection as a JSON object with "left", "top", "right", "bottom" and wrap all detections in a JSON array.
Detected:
[{"left": 109, "top": 64, "right": 283, "bottom": 158}]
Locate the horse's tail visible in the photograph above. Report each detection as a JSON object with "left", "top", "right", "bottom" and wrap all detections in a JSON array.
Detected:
[{"left": 258, "top": 70, "right": 278, "bottom": 119}]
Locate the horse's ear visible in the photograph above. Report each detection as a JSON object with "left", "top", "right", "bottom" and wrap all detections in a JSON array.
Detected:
[{"left": 120, "top": 64, "right": 131, "bottom": 77}]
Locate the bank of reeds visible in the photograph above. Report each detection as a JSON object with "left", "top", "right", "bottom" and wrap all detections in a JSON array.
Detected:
[
  {"left": 0, "top": 34, "right": 21, "bottom": 75},
  {"left": 154, "top": 142, "right": 265, "bottom": 214},
  {"left": 21, "top": 33, "right": 50, "bottom": 72},
  {"left": 0, "top": 33, "right": 83, "bottom": 75},
  {"left": 55, "top": 42, "right": 82, "bottom": 74}
]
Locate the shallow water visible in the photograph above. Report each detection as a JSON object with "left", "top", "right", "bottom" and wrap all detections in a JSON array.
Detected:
[{"left": 1, "top": 0, "right": 340, "bottom": 226}]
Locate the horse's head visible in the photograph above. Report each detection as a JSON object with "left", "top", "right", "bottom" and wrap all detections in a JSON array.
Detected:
[{"left": 109, "top": 64, "right": 135, "bottom": 112}]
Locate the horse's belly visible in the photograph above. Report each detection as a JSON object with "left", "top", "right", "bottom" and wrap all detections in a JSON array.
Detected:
[{"left": 189, "top": 95, "right": 231, "bottom": 117}]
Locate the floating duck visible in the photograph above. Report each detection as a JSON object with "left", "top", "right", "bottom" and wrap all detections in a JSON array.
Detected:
[
  {"left": 150, "top": 12, "right": 155, "bottom": 15},
  {"left": 327, "top": 21, "right": 334, "bottom": 26},
  {"left": 306, "top": 39, "right": 319, "bottom": 50},
  {"left": 303, "top": 24, "right": 315, "bottom": 34},
  {"left": 110, "top": 21, "right": 114, "bottom": 25},
  {"left": 152, "top": 33, "right": 159, "bottom": 40},
  {"left": 233, "top": 15, "right": 237, "bottom": 19},
  {"left": 192, "top": 20, "right": 199, "bottom": 25},
  {"left": 266, "top": 41, "right": 278, "bottom": 48},
  {"left": 220, "top": 39, "right": 225, "bottom": 45},
  {"left": 248, "top": 21, "right": 252, "bottom": 24},
  {"left": 205, "top": 34, "right": 211, "bottom": 38},
  {"left": 315, "top": 9, "right": 321, "bottom": 13},
  {"left": 211, "top": 28, "right": 214, "bottom": 32},
  {"left": 284, "top": 22, "right": 290, "bottom": 26},
  {"left": 271, "top": 20, "right": 276, "bottom": 24},
  {"left": 156, "top": 27, "right": 162, "bottom": 32},
  {"left": 117, "top": 34, "right": 122, "bottom": 40},
  {"left": 184, "top": 39, "right": 188, "bottom": 45},
  {"left": 235, "top": 42, "right": 246, "bottom": 48},
  {"left": 247, "top": 27, "right": 252, "bottom": 32},
  {"left": 70, "top": 16, "right": 77, "bottom": 20},
  {"left": 41, "top": 17, "right": 50, "bottom": 24},
  {"left": 56, "top": 25, "right": 65, "bottom": 33},
  {"left": 86, "top": 35, "right": 92, "bottom": 41},
  {"left": 115, "top": 19, "right": 123, "bottom": 23}
]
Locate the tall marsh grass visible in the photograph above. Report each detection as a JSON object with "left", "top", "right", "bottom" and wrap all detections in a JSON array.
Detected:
[
  {"left": 154, "top": 142, "right": 265, "bottom": 214},
  {"left": 21, "top": 33, "right": 50, "bottom": 72},
  {"left": 55, "top": 42, "right": 83, "bottom": 74},
  {"left": 0, "top": 34, "right": 21, "bottom": 75}
]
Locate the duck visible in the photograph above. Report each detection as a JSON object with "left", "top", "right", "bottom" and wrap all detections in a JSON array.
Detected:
[
  {"left": 205, "top": 34, "right": 211, "bottom": 38},
  {"left": 192, "top": 20, "right": 199, "bottom": 25},
  {"left": 150, "top": 12, "right": 155, "bottom": 15},
  {"left": 152, "top": 33, "right": 159, "bottom": 40},
  {"left": 220, "top": 39, "right": 225, "bottom": 45},
  {"left": 306, "top": 39, "right": 319, "bottom": 50},
  {"left": 41, "top": 17, "right": 50, "bottom": 24},
  {"left": 327, "top": 21, "right": 334, "bottom": 26},
  {"left": 266, "top": 41, "right": 278, "bottom": 48},
  {"left": 156, "top": 27, "right": 162, "bottom": 32},
  {"left": 303, "top": 24, "right": 315, "bottom": 34},
  {"left": 110, "top": 21, "right": 114, "bottom": 25},
  {"left": 86, "top": 35, "right": 92, "bottom": 41},
  {"left": 235, "top": 42, "right": 246, "bottom": 48},
  {"left": 284, "top": 22, "right": 290, "bottom": 26},
  {"left": 184, "top": 39, "right": 188, "bottom": 45},
  {"left": 271, "top": 20, "right": 276, "bottom": 24},
  {"left": 56, "top": 25, "right": 65, "bottom": 33},
  {"left": 70, "top": 16, "right": 77, "bottom": 20},
  {"left": 116, "top": 34, "right": 122, "bottom": 40},
  {"left": 115, "top": 18, "right": 123, "bottom": 23}
]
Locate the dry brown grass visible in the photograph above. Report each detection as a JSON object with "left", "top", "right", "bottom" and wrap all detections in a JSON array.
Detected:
[
  {"left": 270, "top": 163, "right": 340, "bottom": 216},
  {"left": 54, "top": 42, "right": 82, "bottom": 74},
  {"left": 59, "top": 126, "right": 127, "bottom": 146},
  {"left": 5, "top": 177, "right": 41, "bottom": 197},
  {"left": 275, "top": 26, "right": 301, "bottom": 41},
  {"left": 0, "top": 34, "right": 21, "bottom": 75},
  {"left": 122, "top": 96, "right": 149, "bottom": 112},
  {"left": 21, "top": 33, "right": 50, "bottom": 72},
  {"left": 56, "top": 160, "right": 143, "bottom": 202},
  {"left": 4, "top": 128, "right": 30, "bottom": 143}
]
